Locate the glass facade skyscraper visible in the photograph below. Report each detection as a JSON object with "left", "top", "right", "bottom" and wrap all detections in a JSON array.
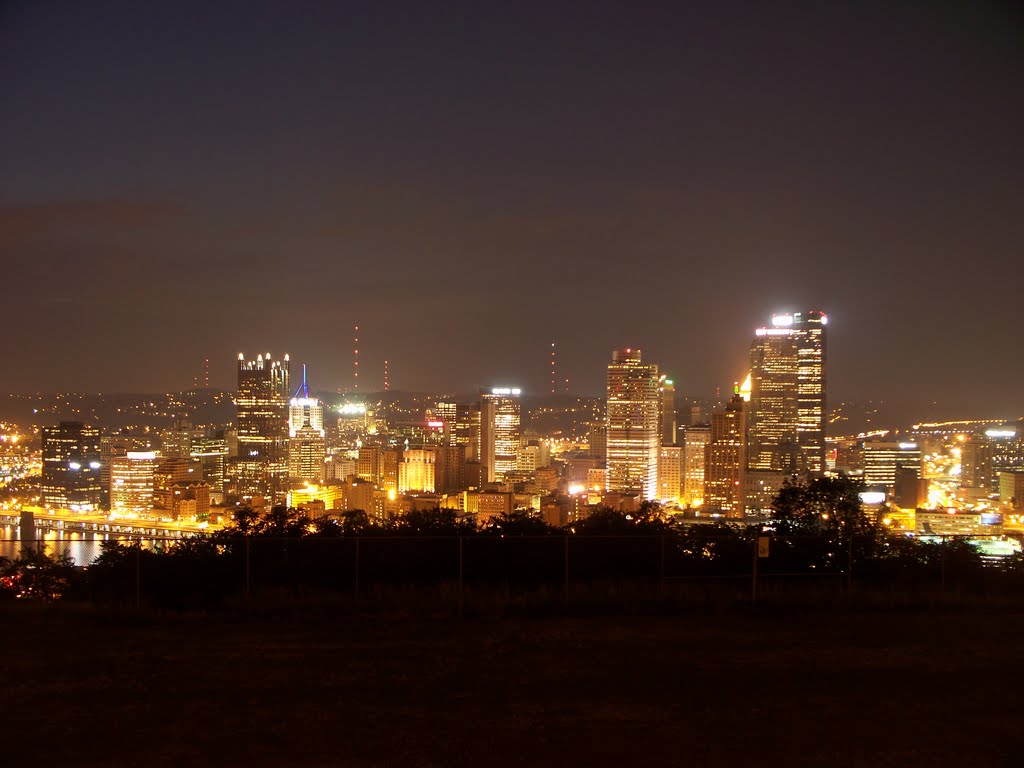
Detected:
[{"left": 606, "top": 348, "right": 660, "bottom": 499}]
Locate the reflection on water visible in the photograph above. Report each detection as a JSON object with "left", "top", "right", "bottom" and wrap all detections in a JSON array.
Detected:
[{"left": 0, "top": 525, "right": 170, "bottom": 566}]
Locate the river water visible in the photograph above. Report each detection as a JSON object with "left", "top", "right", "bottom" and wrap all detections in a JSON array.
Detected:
[{"left": 0, "top": 524, "right": 169, "bottom": 566}]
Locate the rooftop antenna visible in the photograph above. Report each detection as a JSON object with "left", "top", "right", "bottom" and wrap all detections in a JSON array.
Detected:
[
  {"left": 294, "top": 363, "right": 310, "bottom": 399},
  {"left": 550, "top": 342, "right": 557, "bottom": 395},
  {"left": 353, "top": 324, "right": 360, "bottom": 393}
]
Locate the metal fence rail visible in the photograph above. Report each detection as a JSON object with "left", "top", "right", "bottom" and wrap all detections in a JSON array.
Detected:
[{"left": 2, "top": 531, "right": 1019, "bottom": 610}]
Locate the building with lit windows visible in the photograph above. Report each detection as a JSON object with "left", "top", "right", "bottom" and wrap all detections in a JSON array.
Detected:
[
  {"left": 398, "top": 448, "right": 437, "bottom": 493},
  {"left": 110, "top": 451, "right": 158, "bottom": 514},
  {"left": 100, "top": 433, "right": 155, "bottom": 509},
  {"left": 286, "top": 365, "right": 326, "bottom": 482},
  {"left": 792, "top": 310, "right": 827, "bottom": 474},
  {"left": 190, "top": 434, "right": 228, "bottom": 495},
  {"left": 659, "top": 376, "right": 677, "bottom": 445},
  {"left": 434, "top": 401, "right": 458, "bottom": 446},
  {"left": 960, "top": 434, "right": 994, "bottom": 494},
  {"left": 999, "top": 471, "right": 1024, "bottom": 510},
  {"left": 861, "top": 441, "right": 922, "bottom": 490},
  {"left": 744, "top": 470, "right": 787, "bottom": 514},
  {"left": 748, "top": 316, "right": 799, "bottom": 472},
  {"left": 705, "top": 394, "right": 746, "bottom": 516},
  {"left": 747, "top": 310, "right": 826, "bottom": 476},
  {"left": 41, "top": 421, "right": 102, "bottom": 510},
  {"left": 682, "top": 425, "right": 711, "bottom": 507},
  {"left": 288, "top": 366, "right": 324, "bottom": 436},
  {"left": 606, "top": 348, "right": 660, "bottom": 499},
  {"left": 153, "top": 456, "right": 202, "bottom": 510},
  {"left": 657, "top": 445, "right": 682, "bottom": 503},
  {"left": 480, "top": 388, "right": 521, "bottom": 483},
  {"left": 988, "top": 423, "right": 1024, "bottom": 476},
  {"left": 229, "top": 352, "right": 290, "bottom": 503},
  {"left": 288, "top": 424, "right": 326, "bottom": 483}
]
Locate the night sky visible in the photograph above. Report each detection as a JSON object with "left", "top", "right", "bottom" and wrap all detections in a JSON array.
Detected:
[{"left": 2, "top": 1, "right": 1022, "bottom": 412}]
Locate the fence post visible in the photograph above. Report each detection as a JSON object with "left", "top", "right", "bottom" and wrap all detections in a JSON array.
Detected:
[
  {"left": 354, "top": 538, "right": 360, "bottom": 599},
  {"left": 659, "top": 534, "right": 666, "bottom": 596},
  {"left": 244, "top": 536, "right": 251, "bottom": 602},
  {"left": 751, "top": 535, "right": 758, "bottom": 605},
  {"left": 458, "top": 536, "right": 464, "bottom": 619},
  {"left": 847, "top": 533, "right": 854, "bottom": 593},
  {"left": 134, "top": 543, "right": 141, "bottom": 610},
  {"left": 563, "top": 535, "right": 570, "bottom": 603},
  {"left": 940, "top": 535, "right": 946, "bottom": 594}
]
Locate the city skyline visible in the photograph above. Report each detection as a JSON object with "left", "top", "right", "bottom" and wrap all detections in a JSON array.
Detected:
[{"left": 1, "top": 2, "right": 1022, "bottom": 411}]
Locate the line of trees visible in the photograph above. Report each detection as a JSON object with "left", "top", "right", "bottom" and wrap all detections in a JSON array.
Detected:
[{"left": 4, "top": 476, "right": 1022, "bottom": 606}]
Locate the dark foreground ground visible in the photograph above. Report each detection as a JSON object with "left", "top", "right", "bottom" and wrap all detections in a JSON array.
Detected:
[{"left": 1, "top": 603, "right": 1021, "bottom": 767}]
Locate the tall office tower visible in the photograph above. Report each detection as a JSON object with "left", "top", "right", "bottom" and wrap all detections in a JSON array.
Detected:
[
  {"left": 704, "top": 394, "right": 746, "bottom": 516},
  {"left": 480, "top": 388, "right": 522, "bottom": 483},
  {"left": 682, "top": 425, "right": 711, "bottom": 507},
  {"left": 435, "top": 401, "right": 458, "bottom": 446},
  {"left": 659, "top": 376, "right": 677, "bottom": 445},
  {"left": 110, "top": 451, "right": 158, "bottom": 514},
  {"left": 41, "top": 421, "right": 102, "bottom": 510},
  {"left": 861, "top": 440, "right": 922, "bottom": 490},
  {"left": 657, "top": 445, "right": 682, "bottom": 503},
  {"left": 288, "top": 424, "right": 326, "bottom": 483},
  {"left": 588, "top": 422, "right": 607, "bottom": 459},
  {"left": 287, "top": 364, "right": 326, "bottom": 482},
  {"left": 465, "top": 403, "right": 482, "bottom": 461},
  {"left": 381, "top": 446, "right": 403, "bottom": 491},
  {"left": 231, "top": 352, "right": 290, "bottom": 502},
  {"left": 100, "top": 432, "right": 155, "bottom": 508},
  {"left": 435, "top": 444, "right": 468, "bottom": 493},
  {"left": 960, "top": 435, "right": 994, "bottom": 493},
  {"left": 748, "top": 316, "right": 799, "bottom": 472},
  {"left": 606, "top": 348, "right": 660, "bottom": 499},
  {"left": 746, "top": 310, "right": 827, "bottom": 476},
  {"left": 398, "top": 448, "right": 437, "bottom": 493},
  {"left": 357, "top": 445, "right": 382, "bottom": 483},
  {"left": 987, "top": 422, "right": 1024, "bottom": 477},
  {"left": 161, "top": 419, "right": 199, "bottom": 459},
  {"left": 190, "top": 433, "right": 229, "bottom": 495},
  {"left": 288, "top": 365, "right": 324, "bottom": 435},
  {"left": 153, "top": 456, "right": 203, "bottom": 510},
  {"left": 792, "top": 310, "right": 827, "bottom": 474}
]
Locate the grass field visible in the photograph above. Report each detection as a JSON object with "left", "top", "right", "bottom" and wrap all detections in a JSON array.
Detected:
[{"left": 1, "top": 604, "right": 1020, "bottom": 767}]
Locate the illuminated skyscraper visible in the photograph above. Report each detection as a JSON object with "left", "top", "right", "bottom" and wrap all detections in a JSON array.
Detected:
[
  {"left": 659, "top": 376, "right": 677, "bottom": 445},
  {"left": 861, "top": 440, "right": 921, "bottom": 490},
  {"left": 705, "top": 393, "right": 746, "bottom": 516},
  {"left": 288, "top": 424, "right": 326, "bottom": 483},
  {"left": 960, "top": 434, "right": 994, "bottom": 493},
  {"left": 748, "top": 316, "right": 799, "bottom": 472},
  {"left": 792, "top": 310, "right": 827, "bottom": 474},
  {"left": 399, "top": 448, "right": 437, "bottom": 493},
  {"left": 480, "top": 388, "right": 521, "bottom": 482},
  {"left": 987, "top": 422, "right": 1024, "bottom": 476},
  {"left": 41, "top": 421, "right": 102, "bottom": 510},
  {"left": 110, "top": 451, "right": 158, "bottom": 514},
  {"left": 100, "top": 432, "right": 155, "bottom": 509},
  {"left": 682, "top": 424, "right": 711, "bottom": 507},
  {"left": 230, "top": 352, "right": 290, "bottom": 502},
  {"left": 657, "top": 445, "right": 682, "bottom": 503},
  {"left": 287, "top": 364, "right": 326, "bottom": 482},
  {"left": 434, "top": 401, "right": 458, "bottom": 446},
  {"left": 747, "top": 310, "right": 827, "bottom": 476},
  {"left": 288, "top": 365, "right": 324, "bottom": 436},
  {"left": 606, "top": 348, "right": 660, "bottom": 499}
]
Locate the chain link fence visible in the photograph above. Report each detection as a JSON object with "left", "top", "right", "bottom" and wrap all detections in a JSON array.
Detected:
[{"left": 4, "top": 531, "right": 1022, "bottom": 610}]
